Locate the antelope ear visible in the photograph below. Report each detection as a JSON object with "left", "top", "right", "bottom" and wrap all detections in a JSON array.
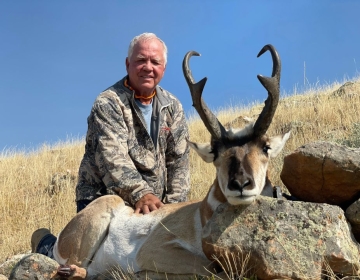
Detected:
[
  {"left": 268, "top": 130, "right": 291, "bottom": 158},
  {"left": 187, "top": 140, "right": 214, "bottom": 163}
]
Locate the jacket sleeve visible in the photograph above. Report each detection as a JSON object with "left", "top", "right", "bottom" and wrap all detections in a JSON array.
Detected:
[
  {"left": 164, "top": 100, "right": 190, "bottom": 203},
  {"left": 91, "top": 93, "right": 154, "bottom": 206}
]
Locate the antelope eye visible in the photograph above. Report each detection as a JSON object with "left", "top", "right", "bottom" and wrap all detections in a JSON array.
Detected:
[{"left": 263, "top": 145, "right": 271, "bottom": 154}]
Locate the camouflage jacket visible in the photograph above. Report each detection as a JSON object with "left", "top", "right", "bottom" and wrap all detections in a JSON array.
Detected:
[{"left": 76, "top": 76, "right": 190, "bottom": 206}]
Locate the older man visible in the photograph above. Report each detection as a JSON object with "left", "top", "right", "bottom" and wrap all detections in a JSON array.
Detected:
[
  {"left": 31, "top": 32, "right": 190, "bottom": 257},
  {"left": 76, "top": 32, "right": 190, "bottom": 214}
]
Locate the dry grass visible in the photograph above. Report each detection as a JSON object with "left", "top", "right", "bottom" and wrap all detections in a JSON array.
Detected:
[
  {"left": 1, "top": 77, "right": 360, "bottom": 278},
  {"left": 0, "top": 140, "right": 83, "bottom": 259}
]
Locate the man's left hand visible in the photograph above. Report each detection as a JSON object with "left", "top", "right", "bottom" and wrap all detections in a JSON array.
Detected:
[{"left": 135, "top": 193, "right": 164, "bottom": 214}]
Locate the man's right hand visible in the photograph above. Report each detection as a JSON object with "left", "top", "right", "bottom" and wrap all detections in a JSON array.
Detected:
[{"left": 135, "top": 193, "right": 164, "bottom": 214}]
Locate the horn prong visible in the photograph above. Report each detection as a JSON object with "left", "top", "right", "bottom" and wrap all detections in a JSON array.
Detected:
[
  {"left": 253, "top": 44, "right": 281, "bottom": 138},
  {"left": 182, "top": 51, "right": 227, "bottom": 140}
]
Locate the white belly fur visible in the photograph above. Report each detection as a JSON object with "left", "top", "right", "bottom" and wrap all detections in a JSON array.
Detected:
[{"left": 87, "top": 202, "right": 211, "bottom": 277}]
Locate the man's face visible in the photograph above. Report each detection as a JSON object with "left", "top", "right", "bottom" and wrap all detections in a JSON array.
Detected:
[{"left": 126, "top": 39, "right": 166, "bottom": 96}]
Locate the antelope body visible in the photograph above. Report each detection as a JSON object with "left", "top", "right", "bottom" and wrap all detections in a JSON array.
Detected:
[{"left": 54, "top": 45, "right": 290, "bottom": 279}]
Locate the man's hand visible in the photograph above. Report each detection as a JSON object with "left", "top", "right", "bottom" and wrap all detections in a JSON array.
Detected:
[
  {"left": 57, "top": 264, "right": 87, "bottom": 279},
  {"left": 135, "top": 194, "right": 164, "bottom": 214}
]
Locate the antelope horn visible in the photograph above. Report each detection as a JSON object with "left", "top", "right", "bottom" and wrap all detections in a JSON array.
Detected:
[
  {"left": 182, "top": 51, "right": 227, "bottom": 140},
  {"left": 252, "top": 44, "right": 281, "bottom": 138}
]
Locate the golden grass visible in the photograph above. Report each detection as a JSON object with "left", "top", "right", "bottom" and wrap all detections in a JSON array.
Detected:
[
  {"left": 0, "top": 141, "right": 83, "bottom": 260},
  {"left": 1, "top": 77, "right": 360, "bottom": 278}
]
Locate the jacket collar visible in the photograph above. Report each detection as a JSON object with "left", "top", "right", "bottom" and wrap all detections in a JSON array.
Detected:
[{"left": 116, "top": 76, "right": 172, "bottom": 108}]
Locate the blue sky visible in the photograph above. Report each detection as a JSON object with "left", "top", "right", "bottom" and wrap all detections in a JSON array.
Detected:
[{"left": 1, "top": 1, "right": 360, "bottom": 152}]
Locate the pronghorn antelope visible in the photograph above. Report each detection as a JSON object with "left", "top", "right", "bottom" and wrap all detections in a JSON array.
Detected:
[{"left": 54, "top": 45, "right": 290, "bottom": 279}]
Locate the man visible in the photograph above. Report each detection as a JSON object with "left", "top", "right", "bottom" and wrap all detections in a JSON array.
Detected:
[
  {"left": 76, "top": 32, "right": 190, "bottom": 214},
  {"left": 31, "top": 32, "right": 190, "bottom": 257}
]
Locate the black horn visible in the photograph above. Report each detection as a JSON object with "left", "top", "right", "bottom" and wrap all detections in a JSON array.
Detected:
[
  {"left": 252, "top": 44, "right": 281, "bottom": 138},
  {"left": 182, "top": 51, "right": 227, "bottom": 140}
]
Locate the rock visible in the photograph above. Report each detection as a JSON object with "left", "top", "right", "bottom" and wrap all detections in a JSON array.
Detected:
[
  {"left": 224, "top": 116, "right": 253, "bottom": 129},
  {"left": 8, "top": 253, "right": 60, "bottom": 280},
  {"left": 45, "top": 171, "right": 77, "bottom": 196},
  {"left": 202, "top": 196, "right": 360, "bottom": 280},
  {"left": 0, "top": 254, "right": 28, "bottom": 277},
  {"left": 1, "top": 253, "right": 118, "bottom": 280},
  {"left": 346, "top": 198, "right": 360, "bottom": 243},
  {"left": 280, "top": 141, "right": 360, "bottom": 208},
  {"left": 330, "top": 81, "right": 360, "bottom": 99}
]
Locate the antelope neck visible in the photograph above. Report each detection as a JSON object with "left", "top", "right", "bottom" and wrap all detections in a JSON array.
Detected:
[{"left": 199, "top": 179, "right": 227, "bottom": 227}]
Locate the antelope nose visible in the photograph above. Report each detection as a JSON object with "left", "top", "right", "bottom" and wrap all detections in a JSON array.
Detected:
[{"left": 228, "top": 180, "right": 250, "bottom": 192}]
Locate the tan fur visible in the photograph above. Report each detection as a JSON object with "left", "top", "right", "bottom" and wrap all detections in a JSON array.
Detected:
[
  {"left": 136, "top": 201, "right": 217, "bottom": 275},
  {"left": 56, "top": 195, "right": 124, "bottom": 267}
]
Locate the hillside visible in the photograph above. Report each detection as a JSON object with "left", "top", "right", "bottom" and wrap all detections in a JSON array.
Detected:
[{"left": 1, "top": 77, "right": 360, "bottom": 265}]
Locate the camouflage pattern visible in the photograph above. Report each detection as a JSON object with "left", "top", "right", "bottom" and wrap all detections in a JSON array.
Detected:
[{"left": 76, "top": 76, "right": 190, "bottom": 206}]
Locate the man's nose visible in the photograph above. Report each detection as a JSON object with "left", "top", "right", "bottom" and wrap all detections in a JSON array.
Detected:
[{"left": 143, "top": 60, "right": 152, "bottom": 71}]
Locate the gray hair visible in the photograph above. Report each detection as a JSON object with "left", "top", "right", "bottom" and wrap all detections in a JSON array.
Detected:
[{"left": 127, "top": 32, "right": 168, "bottom": 65}]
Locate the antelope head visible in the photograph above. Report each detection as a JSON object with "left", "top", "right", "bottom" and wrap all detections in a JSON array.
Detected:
[{"left": 183, "top": 45, "right": 290, "bottom": 205}]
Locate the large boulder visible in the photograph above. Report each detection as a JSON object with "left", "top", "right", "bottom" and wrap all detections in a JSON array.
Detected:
[
  {"left": 280, "top": 141, "right": 360, "bottom": 208},
  {"left": 0, "top": 253, "right": 28, "bottom": 278},
  {"left": 202, "top": 196, "right": 360, "bottom": 280},
  {"left": 8, "top": 253, "right": 59, "bottom": 280},
  {"left": 346, "top": 198, "right": 360, "bottom": 243}
]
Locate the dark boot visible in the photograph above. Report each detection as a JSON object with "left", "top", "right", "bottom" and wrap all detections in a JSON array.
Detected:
[{"left": 31, "top": 228, "right": 56, "bottom": 259}]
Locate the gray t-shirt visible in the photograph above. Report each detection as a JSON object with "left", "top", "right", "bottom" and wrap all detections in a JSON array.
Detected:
[{"left": 135, "top": 99, "right": 153, "bottom": 135}]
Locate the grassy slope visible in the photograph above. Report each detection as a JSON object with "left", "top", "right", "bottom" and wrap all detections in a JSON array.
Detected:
[{"left": 1, "top": 78, "right": 360, "bottom": 264}]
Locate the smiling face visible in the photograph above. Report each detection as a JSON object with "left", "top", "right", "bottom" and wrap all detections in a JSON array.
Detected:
[{"left": 126, "top": 38, "right": 166, "bottom": 97}]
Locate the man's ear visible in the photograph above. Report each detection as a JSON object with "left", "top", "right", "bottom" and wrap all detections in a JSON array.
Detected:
[{"left": 161, "top": 64, "right": 166, "bottom": 79}]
